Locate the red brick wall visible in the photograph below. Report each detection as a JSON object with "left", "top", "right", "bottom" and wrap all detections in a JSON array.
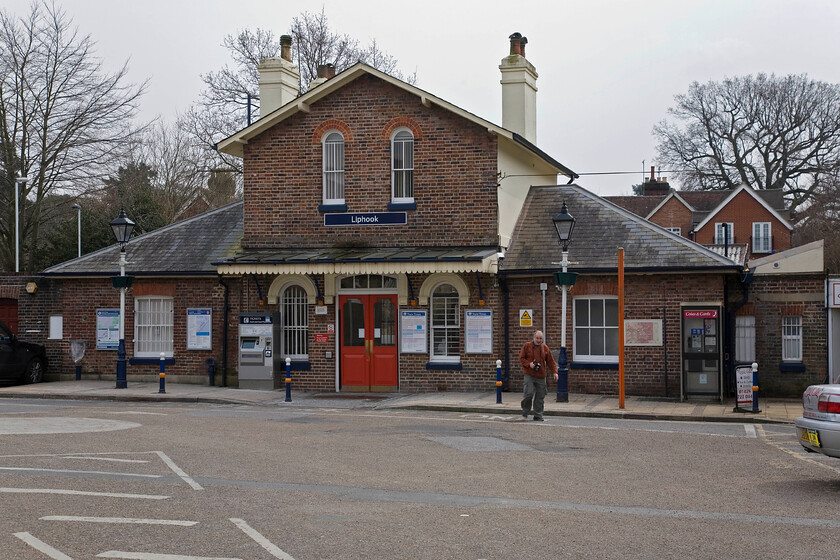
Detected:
[
  {"left": 242, "top": 75, "right": 499, "bottom": 249},
  {"left": 649, "top": 197, "right": 693, "bottom": 237},
  {"left": 694, "top": 190, "right": 791, "bottom": 254}
]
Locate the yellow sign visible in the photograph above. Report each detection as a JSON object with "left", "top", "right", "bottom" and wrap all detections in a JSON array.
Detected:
[{"left": 519, "top": 309, "right": 533, "bottom": 327}]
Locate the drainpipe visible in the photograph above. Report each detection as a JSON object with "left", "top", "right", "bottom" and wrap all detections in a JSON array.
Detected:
[
  {"left": 218, "top": 276, "right": 230, "bottom": 387},
  {"left": 501, "top": 272, "right": 511, "bottom": 391},
  {"left": 540, "top": 281, "right": 547, "bottom": 343}
]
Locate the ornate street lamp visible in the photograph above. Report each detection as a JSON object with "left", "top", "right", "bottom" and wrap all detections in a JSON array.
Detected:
[
  {"left": 552, "top": 202, "right": 577, "bottom": 402},
  {"left": 110, "top": 209, "right": 135, "bottom": 389}
]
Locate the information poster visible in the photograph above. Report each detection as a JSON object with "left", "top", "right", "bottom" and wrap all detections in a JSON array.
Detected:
[
  {"left": 96, "top": 309, "right": 120, "bottom": 350},
  {"left": 465, "top": 309, "right": 493, "bottom": 354},
  {"left": 400, "top": 310, "right": 427, "bottom": 353},
  {"left": 735, "top": 365, "right": 754, "bottom": 409},
  {"left": 187, "top": 308, "right": 212, "bottom": 350}
]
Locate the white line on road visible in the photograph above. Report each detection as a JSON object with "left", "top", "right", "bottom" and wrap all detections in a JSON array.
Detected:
[
  {"left": 744, "top": 424, "right": 757, "bottom": 438},
  {"left": 97, "top": 553, "right": 242, "bottom": 560},
  {"left": 101, "top": 411, "right": 168, "bottom": 415},
  {"left": 1, "top": 487, "right": 169, "bottom": 499},
  {"left": 42, "top": 516, "right": 198, "bottom": 526},
  {"left": 230, "top": 518, "right": 296, "bottom": 560},
  {"left": 63, "top": 456, "right": 150, "bottom": 463},
  {"left": 0, "top": 467, "right": 161, "bottom": 478},
  {"left": 14, "top": 532, "right": 74, "bottom": 560},
  {"left": 155, "top": 451, "right": 203, "bottom": 490}
]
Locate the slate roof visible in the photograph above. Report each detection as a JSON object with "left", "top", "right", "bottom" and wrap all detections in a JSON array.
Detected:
[
  {"left": 501, "top": 185, "right": 743, "bottom": 273},
  {"left": 42, "top": 202, "right": 245, "bottom": 276},
  {"left": 216, "top": 247, "right": 498, "bottom": 266}
]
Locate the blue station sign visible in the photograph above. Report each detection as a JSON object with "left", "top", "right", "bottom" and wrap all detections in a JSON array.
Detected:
[{"left": 324, "top": 212, "right": 407, "bottom": 226}]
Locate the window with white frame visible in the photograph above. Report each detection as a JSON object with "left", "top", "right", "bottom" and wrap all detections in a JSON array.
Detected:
[
  {"left": 735, "top": 315, "right": 756, "bottom": 362},
  {"left": 782, "top": 316, "right": 802, "bottom": 362},
  {"left": 281, "top": 285, "right": 308, "bottom": 359},
  {"left": 665, "top": 227, "right": 681, "bottom": 235},
  {"left": 322, "top": 131, "right": 345, "bottom": 204},
  {"left": 134, "top": 297, "right": 173, "bottom": 358},
  {"left": 431, "top": 284, "right": 460, "bottom": 361},
  {"left": 714, "top": 222, "right": 734, "bottom": 244},
  {"left": 391, "top": 129, "right": 414, "bottom": 202},
  {"left": 752, "top": 222, "right": 772, "bottom": 253},
  {"left": 574, "top": 297, "right": 619, "bottom": 362}
]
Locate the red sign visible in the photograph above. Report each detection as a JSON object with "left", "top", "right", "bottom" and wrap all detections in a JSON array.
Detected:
[
  {"left": 314, "top": 333, "right": 329, "bottom": 343},
  {"left": 683, "top": 310, "right": 718, "bottom": 319}
]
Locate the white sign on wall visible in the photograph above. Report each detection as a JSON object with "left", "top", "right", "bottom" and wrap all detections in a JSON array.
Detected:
[
  {"left": 400, "top": 310, "right": 427, "bottom": 354},
  {"left": 830, "top": 280, "right": 840, "bottom": 308},
  {"left": 465, "top": 309, "right": 493, "bottom": 354}
]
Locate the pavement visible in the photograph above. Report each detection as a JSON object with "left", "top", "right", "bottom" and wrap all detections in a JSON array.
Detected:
[{"left": 0, "top": 379, "right": 802, "bottom": 424}]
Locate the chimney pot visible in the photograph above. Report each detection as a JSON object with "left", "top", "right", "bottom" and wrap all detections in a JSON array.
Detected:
[
  {"left": 650, "top": 165, "right": 655, "bottom": 180},
  {"left": 509, "top": 32, "right": 523, "bottom": 56},
  {"left": 520, "top": 36, "right": 528, "bottom": 58},
  {"left": 280, "top": 34, "right": 293, "bottom": 62}
]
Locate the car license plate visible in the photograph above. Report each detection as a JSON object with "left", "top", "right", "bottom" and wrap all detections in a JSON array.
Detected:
[{"left": 801, "top": 428, "right": 821, "bottom": 447}]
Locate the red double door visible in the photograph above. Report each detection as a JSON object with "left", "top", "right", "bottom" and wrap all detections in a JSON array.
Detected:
[{"left": 339, "top": 294, "right": 398, "bottom": 391}]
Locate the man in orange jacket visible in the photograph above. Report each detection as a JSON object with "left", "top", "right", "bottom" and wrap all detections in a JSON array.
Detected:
[{"left": 519, "top": 330, "right": 558, "bottom": 421}]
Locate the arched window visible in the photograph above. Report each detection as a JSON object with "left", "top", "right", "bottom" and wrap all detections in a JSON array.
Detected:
[
  {"left": 391, "top": 129, "right": 414, "bottom": 202},
  {"left": 431, "top": 283, "right": 460, "bottom": 362},
  {"left": 281, "top": 285, "right": 308, "bottom": 359},
  {"left": 323, "top": 131, "right": 345, "bottom": 204}
]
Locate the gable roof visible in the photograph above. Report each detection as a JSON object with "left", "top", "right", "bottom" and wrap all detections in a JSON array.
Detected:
[
  {"left": 42, "top": 202, "right": 245, "bottom": 277},
  {"left": 216, "top": 62, "right": 577, "bottom": 180},
  {"left": 693, "top": 185, "right": 793, "bottom": 232},
  {"left": 501, "top": 185, "right": 742, "bottom": 273}
]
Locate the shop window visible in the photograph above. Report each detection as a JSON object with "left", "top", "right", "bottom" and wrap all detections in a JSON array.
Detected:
[
  {"left": 322, "top": 131, "right": 345, "bottom": 204},
  {"left": 573, "top": 297, "right": 619, "bottom": 363},
  {"left": 134, "top": 297, "right": 173, "bottom": 358},
  {"left": 281, "top": 285, "right": 308, "bottom": 359},
  {"left": 735, "top": 316, "right": 756, "bottom": 363},
  {"left": 431, "top": 284, "right": 460, "bottom": 362},
  {"left": 782, "top": 316, "right": 802, "bottom": 362},
  {"left": 391, "top": 128, "right": 414, "bottom": 203},
  {"left": 752, "top": 222, "right": 772, "bottom": 253}
]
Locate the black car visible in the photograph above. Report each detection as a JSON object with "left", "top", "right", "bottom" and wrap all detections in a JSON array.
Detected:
[{"left": 0, "top": 319, "right": 47, "bottom": 384}]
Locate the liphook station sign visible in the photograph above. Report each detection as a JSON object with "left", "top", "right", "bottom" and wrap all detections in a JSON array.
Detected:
[{"left": 324, "top": 212, "right": 407, "bottom": 226}]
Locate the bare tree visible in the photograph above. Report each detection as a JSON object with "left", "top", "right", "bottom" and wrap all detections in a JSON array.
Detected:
[
  {"left": 653, "top": 74, "right": 840, "bottom": 212},
  {"left": 0, "top": 1, "right": 145, "bottom": 271},
  {"left": 184, "top": 8, "right": 417, "bottom": 174}
]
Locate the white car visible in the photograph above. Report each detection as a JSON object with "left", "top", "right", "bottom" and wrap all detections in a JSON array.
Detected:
[{"left": 795, "top": 384, "right": 840, "bottom": 459}]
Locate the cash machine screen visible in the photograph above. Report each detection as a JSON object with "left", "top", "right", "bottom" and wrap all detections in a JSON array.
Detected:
[{"left": 241, "top": 337, "right": 257, "bottom": 349}]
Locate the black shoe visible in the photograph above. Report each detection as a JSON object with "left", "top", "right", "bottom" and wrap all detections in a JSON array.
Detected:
[
  {"left": 533, "top": 416, "right": 544, "bottom": 421},
  {"left": 521, "top": 413, "right": 529, "bottom": 419}
]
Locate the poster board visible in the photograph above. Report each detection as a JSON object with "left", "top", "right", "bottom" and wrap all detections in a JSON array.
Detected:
[
  {"left": 96, "top": 309, "right": 120, "bottom": 350},
  {"left": 465, "top": 309, "right": 493, "bottom": 354},
  {"left": 624, "top": 320, "right": 663, "bottom": 346},
  {"left": 400, "top": 310, "right": 427, "bottom": 354},
  {"left": 187, "top": 308, "right": 212, "bottom": 350}
]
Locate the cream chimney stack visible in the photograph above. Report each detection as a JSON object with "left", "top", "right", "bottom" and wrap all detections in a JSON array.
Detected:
[
  {"left": 257, "top": 35, "right": 301, "bottom": 117},
  {"left": 499, "top": 32, "right": 538, "bottom": 144}
]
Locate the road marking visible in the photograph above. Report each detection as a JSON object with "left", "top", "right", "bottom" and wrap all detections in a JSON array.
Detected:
[
  {"left": 14, "top": 532, "right": 74, "bottom": 560},
  {"left": 155, "top": 451, "right": 203, "bottom": 490},
  {"left": 1, "top": 487, "right": 169, "bottom": 499},
  {"left": 757, "top": 426, "right": 840, "bottom": 475},
  {"left": 744, "top": 424, "right": 757, "bottom": 438},
  {"left": 42, "top": 516, "right": 198, "bottom": 526},
  {"left": 0, "top": 467, "right": 161, "bottom": 478},
  {"left": 63, "top": 456, "right": 150, "bottom": 463},
  {"left": 102, "top": 411, "right": 168, "bottom": 415},
  {"left": 0, "top": 417, "right": 141, "bottom": 435},
  {"left": 230, "top": 518, "right": 296, "bottom": 560},
  {"left": 97, "top": 553, "right": 242, "bottom": 560}
]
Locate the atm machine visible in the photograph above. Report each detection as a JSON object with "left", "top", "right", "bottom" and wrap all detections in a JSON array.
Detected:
[{"left": 238, "top": 313, "right": 276, "bottom": 390}]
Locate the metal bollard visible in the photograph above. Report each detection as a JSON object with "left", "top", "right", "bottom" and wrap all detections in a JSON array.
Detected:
[
  {"left": 158, "top": 352, "right": 166, "bottom": 394},
  {"left": 206, "top": 357, "right": 216, "bottom": 387},
  {"left": 751, "top": 361, "right": 761, "bottom": 413},
  {"left": 75, "top": 365, "right": 81, "bottom": 381},
  {"left": 496, "top": 359, "right": 503, "bottom": 404},
  {"left": 284, "top": 357, "right": 292, "bottom": 402}
]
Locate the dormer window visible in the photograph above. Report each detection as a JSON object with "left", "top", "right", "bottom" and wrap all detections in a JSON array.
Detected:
[
  {"left": 714, "top": 222, "right": 734, "bottom": 244},
  {"left": 323, "top": 131, "right": 345, "bottom": 204},
  {"left": 752, "top": 222, "right": 772, "bottom": 253},
  {"left": 391, "top": 129, "right": 414, "bottom": 203}
]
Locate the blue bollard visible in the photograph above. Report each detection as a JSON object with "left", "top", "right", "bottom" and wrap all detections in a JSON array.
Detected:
[
  {"left": 751, "top": 362, "right": 761, "bottom": 413},
  {"left": 284, "top": 357, "right": 292, "bottom": 402},
  {"left": 75, "top": 365, "right": 81, "bottom": 381},
  {"left": 496, "top": 359, "right": 502, "bottom": 404},
  {"left": 159, "top": 352, "right": 166, "bottom": 394},
  {"left": 556, "top": 347, "right": 569, "bottom": 402}
]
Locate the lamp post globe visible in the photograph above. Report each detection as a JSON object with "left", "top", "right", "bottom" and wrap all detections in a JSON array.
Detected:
[
  {"left": 552, "top": 201, "right": 576, "bottom": 402},
  {"left": 110, "top": 209, "right": 135, "bottom": 389}
]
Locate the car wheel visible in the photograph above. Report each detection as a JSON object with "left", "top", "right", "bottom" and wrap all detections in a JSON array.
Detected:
[{"left": 24, "top": 358, "right": 44, "bottom": 384}]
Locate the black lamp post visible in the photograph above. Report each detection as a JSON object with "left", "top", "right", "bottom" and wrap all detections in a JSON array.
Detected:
[
  {"left": 552, "top": 201, "right": 577, "bottom": 402},
  {"left": 110, "top": 209, "right": 135, "bottom": 389}
]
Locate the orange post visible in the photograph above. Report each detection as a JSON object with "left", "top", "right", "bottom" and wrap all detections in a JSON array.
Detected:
[{"left": 618, "top": 248, "right": 625, "bottom": 409}]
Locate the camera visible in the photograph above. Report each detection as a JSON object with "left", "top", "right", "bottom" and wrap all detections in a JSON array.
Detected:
[{"left": 533, "top": 363, "right": 541, "bottom": 371}]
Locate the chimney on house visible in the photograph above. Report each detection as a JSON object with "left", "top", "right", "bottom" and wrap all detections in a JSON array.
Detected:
[
  {"left": 642, "top": 165, "right": 671, "bottom": 195},
  {"left": 499, "top": 32, "right": 538, "bottom": 144},
  {"left": 257, "top": 34, "right": 300, "bottom": 117},
  {"left": 309, "top": 63, "right": 336, "bottom": 90}
]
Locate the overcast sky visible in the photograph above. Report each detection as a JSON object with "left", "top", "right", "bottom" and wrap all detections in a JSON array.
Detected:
[{"left": 6, "top": 0, "right": 840, "bottom": 196}]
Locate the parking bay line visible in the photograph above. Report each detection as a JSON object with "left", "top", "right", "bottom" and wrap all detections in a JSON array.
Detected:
[
  {"left": 1, "top": 487, "right": 170, "bottom": 499},
  {"left": 230, "top": 518, "right": 296, "bottom": 560},
  {"left": 42, "top": 516, "right": 198, "bottom": 526},
  {"left": 0, "top": 466, "right": 162, "bottom": 478},
  {"left": 62, "top": 456, "right": 150, "bottom": 463},
  {"left": 155, "top": 451, "right": 203, "bottom": 490},
  {"left": 97, "top": 552, "right": 242, "bottom": 560},
  {"left": 14, "top": 532, "right": 74, "bottom": 560}
]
